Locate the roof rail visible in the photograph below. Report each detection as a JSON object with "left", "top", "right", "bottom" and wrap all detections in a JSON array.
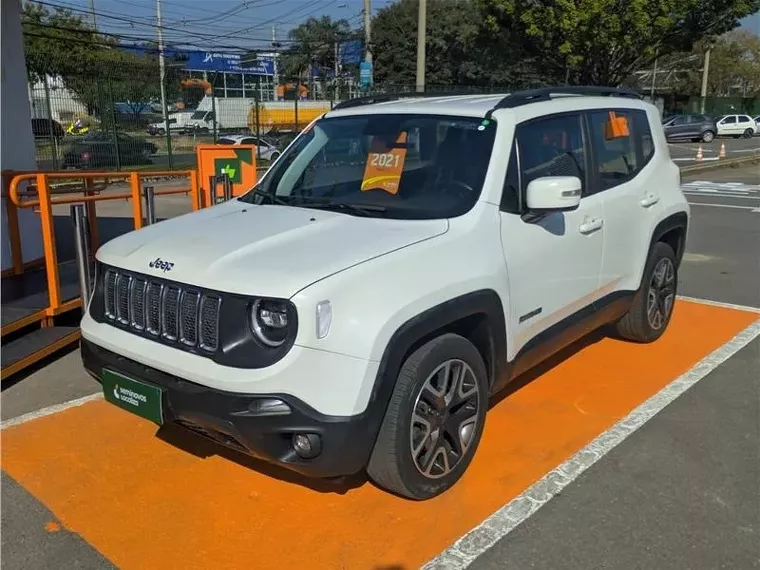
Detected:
[
  {"left": 485, "top": 86, "right": 642, "bottom": 117},
  {"left": 330, "top": 90, "right": 489, "bottom": 111}
]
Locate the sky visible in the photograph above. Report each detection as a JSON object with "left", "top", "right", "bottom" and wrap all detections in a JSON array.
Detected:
[{"left": 37, "top": 0, "right": 760, "bottom": 52}]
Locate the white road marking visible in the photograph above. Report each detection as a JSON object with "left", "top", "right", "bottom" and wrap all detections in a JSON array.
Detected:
[
  {"left": 688, "top": 202, "right": 759, "bottom": 211},
  {"left": 676, "top": 295, "right": 760, "bottom": 314},
  {"left": 684, "top": 192, "right": 760, "bottom": 200},
  {"left": 422, "top": 302, "right": 760, "bottom": 569},
  {"left": 0, "top": 392, "right": 103, "bottom": 430}
]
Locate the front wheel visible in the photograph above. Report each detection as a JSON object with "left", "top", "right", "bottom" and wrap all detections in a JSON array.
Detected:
[
  {"left": 367, "top": 333, "right": 488, "bottom": 500},
  {"left": 701, "top": 130, "right": 715, "bottom": 143},
  {"left": 615, "top": 242, "right": 678, "bottom": 343}
]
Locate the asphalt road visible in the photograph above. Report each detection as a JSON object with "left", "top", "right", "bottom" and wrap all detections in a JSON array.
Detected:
[
  {"left": 668, "top": 136, "right": 759, "bottom": 166},
  {"left": 2, "top": 163, "right": 759, "bottom": 569},
  {"left": 468, "top": 164, "right": 760, "bottom": 570}
]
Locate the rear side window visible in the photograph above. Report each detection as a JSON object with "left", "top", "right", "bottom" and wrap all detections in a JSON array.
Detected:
[{"left": 587, "top": 110, "right": 638, "bottom": 190}]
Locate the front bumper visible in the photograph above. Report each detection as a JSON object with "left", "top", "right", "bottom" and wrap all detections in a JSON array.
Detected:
[{"left": 81, "top": 339, "right": 378, "bottom": 479}]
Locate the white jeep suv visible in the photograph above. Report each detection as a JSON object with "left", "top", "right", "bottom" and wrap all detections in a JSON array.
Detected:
[{"left": 80, "top": 87, "right": 690, "bottom": 500}]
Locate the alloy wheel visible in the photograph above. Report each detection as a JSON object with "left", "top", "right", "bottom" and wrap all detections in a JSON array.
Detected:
[
  {"left": 647, "top": 257, "right": 676, "bottom": 330},
  {"left": 410, "top": 359, "right": 481, "bottom": 479}
]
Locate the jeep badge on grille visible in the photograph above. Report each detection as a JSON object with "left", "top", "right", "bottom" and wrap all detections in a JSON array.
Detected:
[{"left": 149, "top": 257, "right": 174, "bottom": 272}]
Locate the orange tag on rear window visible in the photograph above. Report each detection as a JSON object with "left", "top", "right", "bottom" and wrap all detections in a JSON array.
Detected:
[
  {"left": 361, "top": 132, "right": 408, "bottom": 194},
  {"left": 605, "top": 111, "right": 630, "bottom": 139}
]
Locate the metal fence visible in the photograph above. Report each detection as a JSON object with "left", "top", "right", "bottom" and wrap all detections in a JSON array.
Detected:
[{"left": 30, "top": 65, "right": 756, "bottom": 173}]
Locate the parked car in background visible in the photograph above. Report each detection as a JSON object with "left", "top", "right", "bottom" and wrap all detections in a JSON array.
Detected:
[
  {"left": 217, "top": 134, "right": 281, "bottom": 161},
  {"left": 146, "top": 111, "right": 194, "bottom": 136},
  {"left": 753, "top": 116, "right": 760, "bottom": 136},
  {"left": 63, "top": 132, "right": 158, "bottom": 169},
  {"left": 661, "top": 114, "right": 717, "bottom": 143},
  {"left": 715, "top": 114, "right": 756, "bottom": 138},
  {"left": 31, "top": 118, "right": 64, "bottom": 140}
]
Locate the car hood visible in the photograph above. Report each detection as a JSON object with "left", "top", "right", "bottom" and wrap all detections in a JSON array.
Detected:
[{"left": 96, "top": 200, "right": 449, "bottom": 298}]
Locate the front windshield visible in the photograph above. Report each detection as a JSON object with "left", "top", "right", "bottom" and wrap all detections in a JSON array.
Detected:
[
  {"left": 190, "top": 111, "right": 206, "bottom": 120},
  {"left": 239, "top": 113, "right": 497, "bottom": 219}
]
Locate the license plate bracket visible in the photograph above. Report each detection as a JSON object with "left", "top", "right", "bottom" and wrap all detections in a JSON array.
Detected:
[{"left": 101, "top": 368, "right": 165, "bottom": 425}]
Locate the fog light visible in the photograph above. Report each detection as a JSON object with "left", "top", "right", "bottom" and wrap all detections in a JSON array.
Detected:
[{"left": 292, "top": 433, "right": 321, "bottom": 459}]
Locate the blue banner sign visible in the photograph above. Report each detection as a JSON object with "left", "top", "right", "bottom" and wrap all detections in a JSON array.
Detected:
[{"left": 184, "top": 51, "right": 275, "bottom": 75}]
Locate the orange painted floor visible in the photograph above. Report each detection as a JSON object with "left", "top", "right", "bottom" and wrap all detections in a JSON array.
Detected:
[{"left": 2, "top": 300, "right": 758, "bottom": 570}]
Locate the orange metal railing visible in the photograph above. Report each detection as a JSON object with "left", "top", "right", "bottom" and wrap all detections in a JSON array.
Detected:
[{"left": 3, "top": 169, "right": 202, "bottom": 320}]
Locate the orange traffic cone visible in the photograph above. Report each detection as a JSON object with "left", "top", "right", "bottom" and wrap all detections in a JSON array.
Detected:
[
  {"left": 719, "top": 143, "right": 726, "bottom": 159},
  {"left": 696, "top": 145, "right": 703, "bottom": 161}
]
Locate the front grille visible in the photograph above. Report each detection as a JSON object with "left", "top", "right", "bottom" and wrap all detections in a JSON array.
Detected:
[{"left": 103, "top": 268, "right": 221, "bottom": 352}]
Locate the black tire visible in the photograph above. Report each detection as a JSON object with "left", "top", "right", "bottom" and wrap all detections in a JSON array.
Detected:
[
  {"left": 269, "top": 152, "right": 280, "bottom": 162},
  {"left": 158, "top": 128, "right": 166, "bottom": 136},
  {"left": 701, "top": 130, "right": 715, "bottom": 143},
  {"left": 616, "top": 242, "right": 678, "bottom": 343},
  {"left": 367, "top": 333, "right": 489, "bottom": 500},
  {"left": 743, "top": 128, "right": 754, "bottom": 138}
]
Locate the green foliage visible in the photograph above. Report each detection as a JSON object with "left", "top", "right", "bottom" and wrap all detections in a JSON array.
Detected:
[
  {"left": 22, "top": 1, "right": 179, "bottom": 119},
  {"left": 371, "top": 0, "right": 543, "bottom": 88},
  {"left": 477, "top": 0, "right": 760, "bottom": 86},
  {"left": 279, "top": 16, "right": 352, "bottom": 80}
]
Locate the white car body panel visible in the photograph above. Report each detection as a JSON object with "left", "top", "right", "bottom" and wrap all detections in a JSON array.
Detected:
[{"left": 83, "top": 91, "right": 690, "bottom": 420}]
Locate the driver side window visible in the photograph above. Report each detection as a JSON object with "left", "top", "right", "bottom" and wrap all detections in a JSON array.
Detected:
[{"left": 515, "top": 113, "right": 587, "bottom": 202}]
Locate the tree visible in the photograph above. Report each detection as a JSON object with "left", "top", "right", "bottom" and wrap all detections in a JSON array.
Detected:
[
  {"left": 477, "top": 0, "right": 760, "bottom": 86},
  {"left": 22, "top": 2, "right": 177, "bottom": 123},
  {"left": 279, "top": 16, "right": 351, "bottom": 92},
  {"left": 371, "top": 0, "right": 543, "bottom": 89}
]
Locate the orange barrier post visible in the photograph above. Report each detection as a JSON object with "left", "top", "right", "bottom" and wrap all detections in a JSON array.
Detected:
[
  {"left": 190, "top": 171, "right": 201, "bottom": 211},
  {"left": 84, "top": 178, "right": 100, "bottom": 254},
  {"left": 35, "top": 173, "right": 62, "bottom": 317},
  {"left": 130, "top": 172, "right": 143, "bottom": 229}
]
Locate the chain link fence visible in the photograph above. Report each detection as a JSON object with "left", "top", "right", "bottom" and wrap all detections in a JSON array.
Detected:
[{"left": 31, "top": 64, "right": 756, "bottom": 173}]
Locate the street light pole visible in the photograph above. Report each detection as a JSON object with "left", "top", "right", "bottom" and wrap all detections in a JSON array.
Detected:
[
  {"left": 156, "top": 0, "right": 173, "bottom": 167},
  {"left": 700, "top": 47, "right": 711, "bottom": 115},
  {"left": 363, "top": 0, "right": 372, "bottom": 65},
  {"left": 89, "top": 0, "right": 97, "bottom": 28},
  {"left": 416, "top": 0, "right": 427, "bottom": 92}
]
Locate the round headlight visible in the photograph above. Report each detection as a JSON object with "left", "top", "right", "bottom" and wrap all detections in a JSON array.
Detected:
[{"left": 250, "top": 299, "right": 290, "bottom": 347}]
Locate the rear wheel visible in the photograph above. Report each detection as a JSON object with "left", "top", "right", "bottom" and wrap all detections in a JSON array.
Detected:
[
  {"left": 616, "top": 242, "right": 678, "bottom": 343},
  {"left": 743, "top": 128, "right": 754, "bottom": 138},
  {"left": 701, "top": 130, "right": 715, "bottom": 143},
  {"left": 367, "top": 333, "right": 488, "bottom": 500}
]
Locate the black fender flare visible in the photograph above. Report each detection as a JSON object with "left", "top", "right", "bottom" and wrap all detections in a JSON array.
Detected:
[
  {"left": 362, "top": 289, "right": 508, "bottom": 444},
  {"left": 645, "top": 211, "right": 689, "bottom": 270}
]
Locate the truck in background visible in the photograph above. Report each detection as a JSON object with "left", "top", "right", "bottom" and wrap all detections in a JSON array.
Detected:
[{"left": 146, "top": 111, "right": 194, "bottom": 136}]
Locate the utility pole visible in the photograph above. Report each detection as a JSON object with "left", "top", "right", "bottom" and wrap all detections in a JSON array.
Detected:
[
  {"left": 650, "top": 57, "right": 657, "bottom": 100},
  {"left": 89, "top": 0, "right": 97, "bottom": 28},
  {"left": 156, "top": 0, "right": 172, "bottom": 167},
  {"left": 700, "top": 47, "right": 711, "bottom": 115},
  {"left": 363, "top": 0, "right": 372, "bottom": 65},
  {"left": 416, "top": 0, "right": 427, "bottom": 92}
]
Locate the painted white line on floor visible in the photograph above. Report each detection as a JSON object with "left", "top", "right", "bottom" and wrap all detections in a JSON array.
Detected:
[
  {"left": 677, "top": 295, "right": 760, "bottom": 314},
  {"left": 0, "top": 392, "right": 103, "bottom": 430},
  {"left": 687, "top": 202, "right": 759, "bottom": 211},
  {"left": 685, "top": 193, "right": 760, "bottom": 200},
  {"left": 422, "top": 315, "right": 760, "bottom": 569}
]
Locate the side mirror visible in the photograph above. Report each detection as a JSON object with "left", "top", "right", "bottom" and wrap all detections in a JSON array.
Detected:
[{"left": 524, "top": 176, "right": 582, "bottom": 219}]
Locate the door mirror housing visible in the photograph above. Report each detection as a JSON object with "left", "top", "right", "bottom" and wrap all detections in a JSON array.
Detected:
[{"left": 524, "top": 176, "right": 582, "bottom": 219}]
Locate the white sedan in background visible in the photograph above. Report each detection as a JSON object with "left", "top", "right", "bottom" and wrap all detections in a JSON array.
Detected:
[
  {"left": 216, "top": 135, "right": 282, "bottom": 161},
  {"left": 715, "top": 114, "right": 757, "bottom": 138}
]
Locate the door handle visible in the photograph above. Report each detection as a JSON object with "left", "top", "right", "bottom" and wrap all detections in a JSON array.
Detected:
[
  {"left": 640, "top": 194, "right": 660, "bottom": 208},
  {"left": 579, "top": 217, "right": 603, "bottom": 234}
]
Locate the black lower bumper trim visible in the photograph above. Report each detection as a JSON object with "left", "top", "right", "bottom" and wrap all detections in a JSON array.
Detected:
[{"left": 80, "top": 339, "right": 377, "bottom": 478}]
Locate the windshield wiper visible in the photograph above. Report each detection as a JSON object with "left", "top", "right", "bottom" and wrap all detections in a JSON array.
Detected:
[
  {"left": 242, "top": 187, "right": 290, "bottom": 206},
  {"left": 291, "top": 197, "right": 387, "bottom": 217}
]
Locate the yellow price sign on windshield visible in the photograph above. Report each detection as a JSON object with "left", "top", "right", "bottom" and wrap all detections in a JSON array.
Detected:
[
  {"left": 605, "top": 111, "right": 630, "bottom": 139},
  {"left": 361, "top": 132, "right": 408, "bottom": 194}
]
